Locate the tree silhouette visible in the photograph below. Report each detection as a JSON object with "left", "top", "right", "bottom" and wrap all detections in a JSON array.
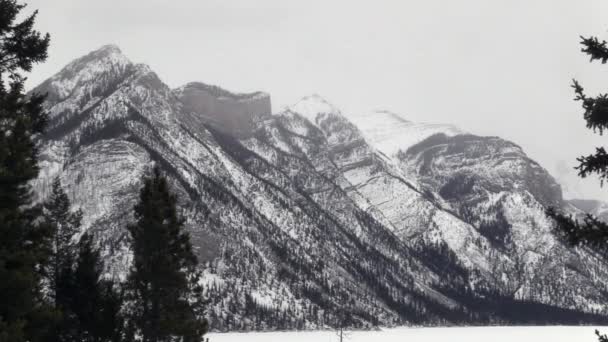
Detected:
[
  {"left": 43, "top": 177, "right": 82, "bottom": 341},
  {"left": 126, "top": 167, "right": 208, "bottom": 342},
  {"left": 0, "top": 1, "right": 51, "bottom": 341},
  {"left": 547, "top": 34, "right": 608, "bottom": 251},
  {"left": 73, "top": 232, "right": 125, "bottom": 342},
  {"left": 44, "top": 177, "right": 81, "bottom": 306},
  {"left": 547, "top": 34, "right": 608, "bottom": 342}
]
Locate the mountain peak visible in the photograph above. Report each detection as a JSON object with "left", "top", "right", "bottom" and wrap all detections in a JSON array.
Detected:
[
  {"left": 34, "top": 44, "right": 133, "bottom": 102},
  {"left": 95, "top": 44, "right": 122, "bottom": 54},
  {"left": 175, "top": 82, "right": 272, "bottom": 139},
  {"left": 73, "top": 44, "right": 130, "bottom": 68},
  {"left": 350, "top": 110, "right": 465, "bottom": 157},
  {"left": 175, "top": 82, "right": 269, "bottom": 101},
  {"left": 287, "top": 94, "right": 341, "bottom": 124}
]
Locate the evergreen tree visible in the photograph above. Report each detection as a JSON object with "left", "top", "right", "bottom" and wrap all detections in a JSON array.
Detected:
[
  {"left": 0, "top": 1, "right": 51, "bottom": 341},
  {"left": 43, "top": 176, "right": 82, "bottom": 342},
  {"left": 127, "top": 167, "right": 208, "bottom": 342},
  {"left": 45, "top": 180, "right": 125, "bottom": 342},
  {"left": 547, "top": 34, "right": 608, "bottom": 342},
  {"left": 72, "top": 232, "right": 124, "bottom": 342},
  {"left": 44, "top": 177, "right": 81, "bottom": 307},
  {"left": 547, "top": 34, "right": 608, "bottom": 251},
  {"left": 44, "top": 177, "right": 82, "bottom": 342}
]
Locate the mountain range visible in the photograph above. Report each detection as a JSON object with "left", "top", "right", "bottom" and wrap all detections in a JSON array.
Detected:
[{"left": 30, "top": 45, "right": 608, "bottom": 330}]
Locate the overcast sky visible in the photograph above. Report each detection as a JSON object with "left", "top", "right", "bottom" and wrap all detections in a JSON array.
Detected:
[{"left": 25, "top": 0, "right": 608, "bottom": 201}]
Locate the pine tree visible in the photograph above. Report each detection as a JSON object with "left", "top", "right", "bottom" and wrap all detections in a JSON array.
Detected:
[
  {"left": 45, "top": 181, "right": 125, "bottom": 342},
  {"left": 43, "top": 177, "right": 83, "bottom": 342},
  {"left": 72, "top": 232, "right": 124, "bottom": 342},
  {"left": 546, "top": 34, "right": 608, "bottom": 342},
  {"left": 44, "top": 177, "right": 81, "bottom": 306},
  {"left": 43, "top": 178, "right": 128, "bottom": 342},
  {"left": 0, "top": 1, "right": 51, "bottom": 341},
  {"left": 547, "top": 35, "right": 608, "bottom": 251},
  {"left": 127, "top": 167, "right": 208, "bottom": 342}
]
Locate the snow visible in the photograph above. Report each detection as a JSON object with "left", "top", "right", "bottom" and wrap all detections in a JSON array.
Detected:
[
  {"left": 208, "top": 326, "right": 607, "bottom": 342},
  {"left": 48, "top": 45, "right": 131, "bottom": 100},
  {"left": 348, "top": 110, "right": 463, "bottom": 157},
  {"left": 287, "top": 94, "right": 341, "bottom": 124},
  {"left": 33, "top": 45, "right": 608, "bottom": 326}
]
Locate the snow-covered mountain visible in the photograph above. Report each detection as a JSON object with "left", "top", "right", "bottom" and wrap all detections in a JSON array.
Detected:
[{"left": 31, "top": 45, "right": 608, "bottom": 330}]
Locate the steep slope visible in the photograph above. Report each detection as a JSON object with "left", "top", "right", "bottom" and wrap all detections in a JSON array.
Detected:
[
  {"left": 30, "top": 46, "right": 608, "bottom": 330},
  {"left": 349, "top": 110, "right": 464, "bottom": 158},
  {"left": 30, "top": 46, "right": 475, "bottom": 330},
  {"left": 350, "top": 110, "right": 608, "bottom": 313},
  {"left": 174, "top": 82, "right": 271, "bottom": 139}
]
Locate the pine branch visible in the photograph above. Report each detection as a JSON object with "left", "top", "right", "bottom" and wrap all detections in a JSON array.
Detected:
[
  {"left": 572, "top": 80, "right": 608, "bottom": 135},
  {"left": 547, "top": 207, "right": 608, "bottom": 252},
  {"left": 597, "top": 330, "right": 608, "bottom": 342},
  {"left": 581, "top": 36, "right": 608, "bottom": 64},
  {"left": 576, "top": 147, "right": 608, "bottom": 185}
]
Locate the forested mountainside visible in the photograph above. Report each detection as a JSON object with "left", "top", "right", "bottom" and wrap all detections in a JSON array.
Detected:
[{"left": 31, "top": 45, "right": 608, "bottom": 331}]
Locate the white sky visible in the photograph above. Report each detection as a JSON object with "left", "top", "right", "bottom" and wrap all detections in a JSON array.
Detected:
[{"left": 24, "top": 0, "right": 608, "bottom": 201}]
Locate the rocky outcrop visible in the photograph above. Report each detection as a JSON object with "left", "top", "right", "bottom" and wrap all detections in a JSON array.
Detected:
[
  {"left": 175, "top": 82, "right": 271, "bottom": 139},
  {"left": 351, "top": 110, "right": 607, "bottom": 312}
]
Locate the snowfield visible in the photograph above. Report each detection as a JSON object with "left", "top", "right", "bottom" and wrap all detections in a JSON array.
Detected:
[{"left": 208, "top": 326, "right": 607, "bottom": 342}]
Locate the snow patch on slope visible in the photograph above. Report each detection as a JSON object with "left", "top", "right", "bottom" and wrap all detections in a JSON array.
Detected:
[
  {"left": 349, "top": 110, "right": 464, "bottom": 157},
  {"left": 286, "top": 94, "right": 341, "bottom": 124},
  {"left": 43, "top": 44, "right": 131, "bottom": 101}
]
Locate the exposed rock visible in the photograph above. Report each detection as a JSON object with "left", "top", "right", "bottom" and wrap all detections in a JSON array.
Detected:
[
  {"left": 175, "top": 82, "right": 271, "bottom": 139},
  {"left": 30, "top": 45, "right": 608, "bottom": 330}
]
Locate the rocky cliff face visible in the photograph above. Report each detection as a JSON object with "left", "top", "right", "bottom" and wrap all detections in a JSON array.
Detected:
[
  {"left": 31, "top": 45, "right": 608, "bottom": 330},
  {"left": 175, "top": 82, "right": 271, "bottom": 139},
  {"left": 351, "top": 110, "right": 608, "bottom": 310}
]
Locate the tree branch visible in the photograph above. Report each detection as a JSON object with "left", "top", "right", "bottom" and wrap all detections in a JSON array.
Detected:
[
  {"left": 547, "top": 207, "right": 608, "bottom": 252},
  {"left": 580, "top": 36, "right": 608, "bottom": 64}
]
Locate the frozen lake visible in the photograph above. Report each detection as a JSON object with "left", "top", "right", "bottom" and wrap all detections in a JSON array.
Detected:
[{"left": 208, "top": 326, "right": 607, "bottom": 342}]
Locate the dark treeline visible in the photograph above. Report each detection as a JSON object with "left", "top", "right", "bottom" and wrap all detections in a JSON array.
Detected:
[
  {"left": 39, "top": 170, "right": 208, "bottom": 342},
  {"left": 0, "top": 1, "right": 52, "bottom": 341},
  {"left": 0, "top": 2, "right": 208, "bottom": 341}
]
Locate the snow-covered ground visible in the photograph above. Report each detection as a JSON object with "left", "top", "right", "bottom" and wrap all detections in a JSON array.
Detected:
[{"left": 208, "top": 326, "right": 607, "bottom": 342}]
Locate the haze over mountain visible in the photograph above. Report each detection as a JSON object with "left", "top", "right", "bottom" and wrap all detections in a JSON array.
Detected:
[{"left": 28, "top": 45, "right": 608, "bottom": 330}]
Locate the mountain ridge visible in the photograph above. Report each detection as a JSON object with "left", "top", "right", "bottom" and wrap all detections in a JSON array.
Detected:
[{"left": 30, "top": 45, "right": 608, "bottom": 330}]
